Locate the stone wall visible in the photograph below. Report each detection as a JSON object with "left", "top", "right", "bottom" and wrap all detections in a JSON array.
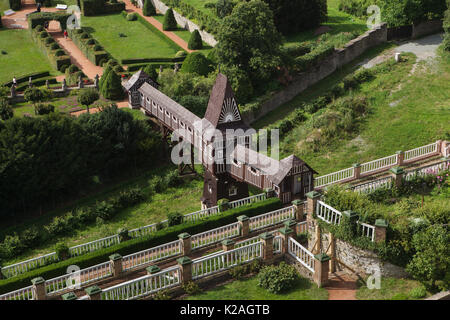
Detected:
[
  {"left": 412, "top": 20, "right": 443, "bottom": 39},
  {"left": 308, "top": 225, "right": 409, "bottom": 279},
  {"left": 142, "top": 0, "right": 218, "bottom": 47},
  {"left": 242, "top": 23, "right": 388, "bottom": 124}
]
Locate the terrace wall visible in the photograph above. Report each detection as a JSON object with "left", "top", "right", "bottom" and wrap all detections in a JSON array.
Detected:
[{"left": 242, "top": 23, "right": 388, "bottom": 124}]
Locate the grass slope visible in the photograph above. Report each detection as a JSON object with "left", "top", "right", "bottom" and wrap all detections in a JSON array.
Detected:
[{"left": 356, "top": 277, "right": 432, "bottom": 300}]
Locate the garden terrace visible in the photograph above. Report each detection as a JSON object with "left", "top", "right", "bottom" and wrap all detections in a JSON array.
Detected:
[{"left": 80, "top": 13, "right": 184, "bottom": 62}]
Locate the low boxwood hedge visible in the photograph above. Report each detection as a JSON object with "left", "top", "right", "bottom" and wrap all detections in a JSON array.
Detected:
[
  {"left": 0, "top": 197, "right": 281, "bottom": 294},
  {"left": 67, "top": 28, "right": 110, "bottom": 66}
]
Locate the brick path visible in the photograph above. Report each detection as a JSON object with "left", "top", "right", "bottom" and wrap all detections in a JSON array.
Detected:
[
  {"left": 121, "top": 0, "right": 194, "bottom": 53},
  {"left": 325, "top": 272, "right": 358, "bottom": 300}
]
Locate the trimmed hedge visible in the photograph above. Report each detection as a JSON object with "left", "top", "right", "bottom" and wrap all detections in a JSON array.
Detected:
[
  {"left": 2, "top": 72, "right": 50, "bottom": 87},
  {"left": 15, "top": 77, "right": 58, "bottom": 92},
  {"left": 126, "top": 62, "right": 178, "bottom": 72},
  {"left": 0, "top": 197, "right": 281, "bottom": 294},
  {"left": 9, "top": 0, "right": 21, "bottom": 11},
  {"left": 67, "top": 28, "right": 110, "bottom": 66},
  {"left": 121, "top": 57, "right": 185, "bottom": 64},
  {"left": 30, "top": 28, "right": 71, "bottom": 71},
  {"left": 27, "top": 12, "right": 71, "bottom": 30},
  {"left": 81, "top": 0, "right": 126, "bottom": 16}
]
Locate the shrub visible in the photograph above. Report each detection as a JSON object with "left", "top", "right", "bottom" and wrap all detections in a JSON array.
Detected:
[
  {"left": 86, "top": 38, "right": 95, "bottom": 45},
  {"left": 94, "top": 44, "right": 103, "bottom": 51},
  {"left": 188, "top": 29, "right": 203, "bottom": 50},
  {"left": 100, "top": 69, "right": 124, "bottom": 100},
  {"left": 34, "top": 103, "right": 55, "bottom": 115},
  {"left": 257, "top": 262, "right": 299, "bottom": 294},
  {"left": 143, "top": 0, "right": 156, "bottom": 16},
  {"left": 113, "top": 64, "right": 124, "bottom": 73},
  {"left": 229, "top": 263, "right": 250, "bottom": 280},
  {"left": 217, "top": 198, "right": 229, "bottom": 211},
  {"left": 80, "top": 33, "right": 90, "bottom": 39},
  {"left": 0, "top": 99, "right": 13, "bottom": 121},
  {"left": 143, "top": 64, "right": 158, "bottom": 80},
  {"left": 153, "top": 289, "right": 171, "bottom": 300},
  {"left": 77, "top": 88, "right": 99, "bottom": 107},
  {"left": 117, "top": 228, "right": 130, "bottom": 242},
  {"left": 182, "top": 281, "right": 202, "bottom": 295},
  {"left": 180, "top": 52, "right": 211, "bottom": 76},
  {"left": 0, "top": 234, "right": 24, "bottom": 259},
  {"left": 50, "top": 42, "right": 60, "bottom": 50},
  {"left": 24, "top": 87, "right": 46, "bottom": 103},
  {"left": 35, "top": 25, "right": 44, "bottom": 32},
  {"left": 175, "top": 51, "right": 187, "bottom": 58},
  {"left": 55, "top": 242, "right": 70, "bottom": 260},
  {"left": 93, "top": 201, "right": 116, "bottom": 220},
  {"left": 167, "top": 212, "right": 183, "bottom": 226},
  {"left": 54, "top": 49, "right": 65, "bottom": 57},
  {"left": 67, "top": 64, "right": 79, "bottom": 73},
  {"left": 45, "top": 37, "right": 54, "bottom": 45},
  {"left": 39, "top": 32, "right": 49, "bottom": 38},
  {"left": 163, "top": 8, "right": 177, "bottom": 31},
  {"left": 127, "top": 12, "right": 138, "bottom": 21},
  {"left": 408, "top": 285, "right": 427, "bottom": 299}
]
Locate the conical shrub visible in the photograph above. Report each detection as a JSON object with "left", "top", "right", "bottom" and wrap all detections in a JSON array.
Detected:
[
  {"left": 188, "top": 29, "right": 203, "bottom": 50},
  {"left": 163, "top": 8, "right": 177, "bottom": 31}
]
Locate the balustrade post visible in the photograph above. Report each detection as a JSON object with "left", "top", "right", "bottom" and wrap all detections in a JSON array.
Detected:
[
  {"left": 146, "top": 265, "right": 160, "bottom": 275},
  {"left": 284, "top": 219, "right": 297, "bottom": 233},
  {"left": 31, "top": 277, "right": 47, "bottom": 300},
  {"left": 396, "top": 151, "right": 404, "bottom": 166},
  {"left": 85, "top": 285, "right": 102, "bottom": 300},
  {"left": 264, "top": 188, "right": 275, "bottom": 198},
  {"left": 389, "top": 167, "right": 404, "bottom": 188},
  {"left": 291, "top": 200, "right": 305, "bottom": 222},
  {"left": 328, "top": 232, "right": 336, "bottom": 273},
  {"left": 237, "top": 215, "right": 249, "bottom": 237},
  {"left": 61, "top": 292, "right": 77, "bottom": 300},
  {"left": 374, "top": 219, "right": 388, "bottom": 243},
  {"left": 353, "top": 163, "right": 361, "bottom": 179},
  {"left": 305, "top": 191, "right": 321, "bottom": 218},
  {"left": 221, "top": 239, "right": 235, "bottom": 252},
  {"left": 177, "top": 257, "right": 192, "bottom": 285},
  {"left": 278, "top": 227, "right": 294, "bottom": 255},
  {"left": 259, "top": 232, "right": 274, "bottom": 263},
  {"left": 313, "top": 253, "right": 330, "bottom": 288},
  {"left": 109, "top": 253, "right": 123, "bottom": 278},
  {"left": 178, "top": 233, "right": 192, "bottom": 256}
]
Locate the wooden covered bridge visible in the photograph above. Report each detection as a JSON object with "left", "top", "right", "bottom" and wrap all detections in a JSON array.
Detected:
[{"left": 123, "top": 71, "right": 316, "bottom": 207}]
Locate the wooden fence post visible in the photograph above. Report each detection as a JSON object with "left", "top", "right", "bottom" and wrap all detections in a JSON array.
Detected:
[
  {"left": 85, "top": 285, "right": 102, "bottom": 300},
  {"left": 313, "top": 253, "right": 330, "bottom": 288},
  {"left": 237, "top": 215, "right": 249, "bottom": 237},
  {"left": 177, "top": 257, "right": 192, "bottom": 285},
  {"left": 31, "top": 277, "right": 46, "bottom": 300},
  {"left": 178, "top": 233, "right": 192, "bottom": 256},
  {"left": 109, "top": 254, "right": 123, "bottom": 278}
]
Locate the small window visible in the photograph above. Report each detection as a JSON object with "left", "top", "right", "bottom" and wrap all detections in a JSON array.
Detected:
[
  {"left": 249, "top": 167, "right": 258, "bottom": 174},
  {"left": 159, "top": 106, "right": 163, "bottom": 111},
  {"left": 165, "top": 111, "right": 170, "bottom": 116},
  {"left": 146, "top": 97, "right": 149, "bottom": 101},
  {"left": 172, "top": 116, "right": 177, "bottom": 121},
  {"left": 188, "top": 127, "right": 192, "bottom": 133},
  {"left": 180, "top": 121, "right": 185, "bottom": 127}
]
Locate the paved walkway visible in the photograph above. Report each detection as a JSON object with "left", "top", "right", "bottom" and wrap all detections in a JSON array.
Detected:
[
  {"left": 325, "top": 272, "right": 358, "bottom": 300},
  {"left": 122, "top": 0, "right": 193, "bottom": 53},
  {"left": 1, "top": 3, "right": 59, "bottom": 29}
]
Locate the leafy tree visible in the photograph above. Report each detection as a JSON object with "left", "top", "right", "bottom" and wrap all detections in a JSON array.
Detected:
[
  {"left": 99, "top": 64, "right": 112, "bottom": 93},
  {"left": 180, "top": 52, "right": 211, "bottom": 76},
  {"left": 34, "top": 103, "right": 55, "bottom": 115},
  {"left": 24, "top": 87, "right": 45, "bottom": 104},
  {"left": 163, "top": 8, "right": 177, "bottom": 31},
  {"left": 78, "top": 88, "right": 100, "bottom": 113},
  {"left": 444, "top": 1, "right": 450, "bottom": 51},
  {"left": 216, "top": 0, "right": 234, "bottom": 18},
  {"left": 216, "top": 0, "right": 283, "bottom": 96},
  {"left": 0, "top": 86, "right": 8, "bottom": 98},
  {"left": 406, "top": 225, "right": 449, "bottom": 291},
  {"left": 188, "top": 29, "right": 203, "bottom": 50},
  {"left": 143, "top": 0, "right": 156, "bottom": 16},
  {"left": 221, "top": 65, "right": 254, "bottom": 103},
  {"left": 379, "top": 0, "right": 447, "bottom": 27},
  {"left": 0, "top": 98, "right": 13, "bottom": 120},
  {"left": 143, "top": 64, "right": 158, "bottom": 81},
  {"left": 101, "top": 69, "right": 124, "bottom": 100}
]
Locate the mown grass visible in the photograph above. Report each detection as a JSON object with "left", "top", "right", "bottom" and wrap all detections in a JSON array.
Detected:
[
  {"left": 356, "top": 277, "right": 432, "bottom": 300},
  {"left": 0, "top": 0, "right": 9, "bottom": 12},
  {"left": 186, "top": 275, "right": 328, "bottom": 300},
  {"left": 260, "top": 49, "right": 449, "bottom": 176},
  {"left": 0, "top": 29, "right": 59, "bottom": 84},
  {"left": 80, "top": 13, "right": 180, "bottom": 60}
]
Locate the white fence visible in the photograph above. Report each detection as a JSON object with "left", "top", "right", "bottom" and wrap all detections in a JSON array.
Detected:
[
  {"left": 404, "top": 160, "right": 450, "bottom": 181},
  {"left": 191, "top": 242, "right": 262, "bottom": 280},
  {"left": 404, "top": 142, "right": 438, "bottom": 162},
  {"left": 1, "top": 252, "right": 59, "bottom": 279},
  {"left": 357, "top": 221, "right": 375, "bottom": 242},
  {"left": 316, "top": 201, "right": 342, "bottom": 225},
  {"left": 101, "top": 266, "right": 181, "bottom": 300},
  {"left": 249, "top": 206, "right": 295, "bottom": 232},
  {"left": 191, "top": 222, "right": 240, "bottom": 250},
  {"left": 288, "top": 237, "right": 315, "bottom": 273},
  {"left": 234, "top": 235, "right": 260, "bottom": 249},
  {"left": 0, "top": 285, "right": 34, "bottom": 301},
  {"left": 314, "top": 167, "right": 354, "bottom": 188},
  {"left": 296, "top": 221, "right": 308, "bottom": 234},
  {"left": 45, "top": 261, "right": 113, "bottom": 295},
  {"left": 360, "top": 154, "right": 398, "bottom": 175},
  {"left": 352, "top": 176, "right": 393, "bottom": 194},
  {"left": 1, "top": 193, "right": 267, "bottom": 279},
  {"left": 122, "top": 240, "right": 182, "bottom": 272},
  {"left": 273, "top": 236, "right": 282, "bottom": 253}
]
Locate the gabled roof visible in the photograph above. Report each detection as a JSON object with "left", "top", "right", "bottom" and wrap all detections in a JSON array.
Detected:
[
  {"left": 204, "top": 73, "right": 244, "bottom": 129},
  {"left": 123, "top": 69, "right": 158, "bottom": 91}
]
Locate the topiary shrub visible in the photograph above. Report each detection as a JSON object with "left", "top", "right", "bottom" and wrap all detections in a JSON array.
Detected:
[
  {"left": 188, "top": 29, "right": 203, "bottom": 50},
  {"left": 24, "top": 87, "right": 45, "bottom": 104},
  {"left": 45, "top": 37, "right": 54, "bottom": 45},
  {"left": 143, "top": 0, "right": 156, "bottom": 16},
  {"left": 39, "top": 32, "right": 49, "bottom": 38},
  {"left": 163, "top": 8, "right": 177, "bottom": 31},
  {"left": 175, "top": 50, "right": 187, "bottom": 58},
  {"left": 59, "top": 64, "right": 69, "bottom": 73},
  {"left": 180, "top": 52, "right": 211, "bottom": 76},
  {"left": 113, "top": 64, "right": 124, "bottom": 73},
  {"left": 77, "top": 88, "right": 99, "bottom": 108},
  {"left": 93, "top": 44, "right": 103, "bottom": 51},
  {"left": 100, "top": 69, "right": 124, "bottom": 100},
  {"left": 143, "top": 64, "right": 158, "bottom": 81},
  {"left": 54, "top": 49, "right": 65, "bottom": 57},
  {"left": 35, "top": 25, "right": 44, "bottom": 32},
  {"left": 127, "top": 12, "right": 138, "bottom": 21},
  {"left": 34, "top": 103, "right": 55, "bottom": 115},
  {"left": 50, "top": 42, "right": 60, "bottom": 50},
  {"left": 55, "top": 242, "right": 70, "bottom": 261},
  {"left": 81, "top": 33, "right": 90, "bottom": 39},
  {"left": 257, "top": 262, "right": 299, "bottom": 294},
  {"left": 167, "top": 212, "right": 183, "bottom": 226},
  {"left": 86, "top": 38, "right": 95, "bottom": 45},
  {"left": 67, "top": 64, "right": 79, "bottom": 73}
]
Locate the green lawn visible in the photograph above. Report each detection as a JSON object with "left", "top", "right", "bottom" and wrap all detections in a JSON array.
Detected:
[
  {"left": 284, "top": 0, "right": 368, "bottom": 45},
  {"left": 186, "top": 275, "right": 328, "bottom": 300},
  {"left": 0, "top": 29, "right": 59, "bottom": 84},
  {"left": 0, "top": 0, "right": 9, "bottom": 12},
  {"left": 356, "top": 277, "right": 432, "bottom": 300},
  {"left": 80, "top": 13, "right": 181, "bottom": 61}
]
